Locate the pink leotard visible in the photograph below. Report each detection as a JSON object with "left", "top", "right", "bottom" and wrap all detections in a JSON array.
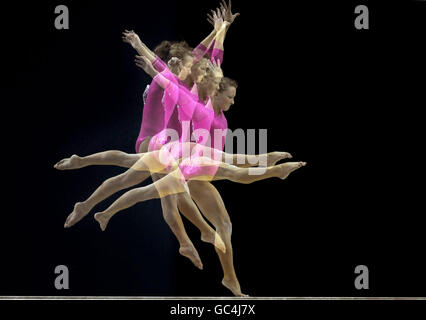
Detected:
[
  {"left": 135, "top": 36, "right": 225, "bottom": 153},
  {"left": 134, "top": 37, "right": 226, "bottom": 181},
  {"left": 148, "top": 71, "right": 226, "bottom": 180},
  {"left": 135, "top": 57, "right": 177, "bottom": 152}
]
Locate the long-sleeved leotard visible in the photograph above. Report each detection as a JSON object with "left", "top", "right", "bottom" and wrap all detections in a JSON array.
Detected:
[
  {"left": 146, "top": 71, "right": 217, "bottom": 176},
  {"left": 135, "top": 28, "right": 225, "bottom": 153},
  {"left": 135, "top": 56, "right": 188, "bottom": 152}
]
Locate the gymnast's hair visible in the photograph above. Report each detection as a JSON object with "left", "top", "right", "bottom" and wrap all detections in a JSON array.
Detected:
[
  {"left": 218, "top": 77, "right": 238, "bottom": 92},
  {"left": 154, "top": 40, "right": 193, "bottom": 61}
]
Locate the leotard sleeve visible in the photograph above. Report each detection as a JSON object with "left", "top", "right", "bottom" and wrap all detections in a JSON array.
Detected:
[
  {"left": 193, "top": 40, "right": 224, "bottom": 65},
  {"left": 152, "top": 56, "right": 168, "bottom": 72}
]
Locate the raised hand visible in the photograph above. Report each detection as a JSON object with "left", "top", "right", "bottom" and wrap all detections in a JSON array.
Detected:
[
  {"left": 220, "top": 0, "right": 240, "bottom": 24},
  {"left": 208, "top": 59, "right": 223, "bottom": 75},
  {"left": 122, "top": 29, "right": 142, "bottom": 49},
  {"left": 135, "top": 55, "right": 157, "bottom": 77},
  {"left": 207, "top": 7, "right": 225, "bottom": 31}
]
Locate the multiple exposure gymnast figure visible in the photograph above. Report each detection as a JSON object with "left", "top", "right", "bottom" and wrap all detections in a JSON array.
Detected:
[{"left": 55, "top": 0, "right": 306, "bottom": 296}]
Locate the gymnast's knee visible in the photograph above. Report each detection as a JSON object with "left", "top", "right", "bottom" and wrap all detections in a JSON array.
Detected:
[
  {"left": 176, "top": 192, "right": 195, "bottom": 211},
  {"left": 110, "top": 150, "right": 127, "bottom": 157},
  {"left": 218, "top": 220, "right": 232, "bottom": 238},
  {"left": 188, "top": 181, "right": 211, "bottom": 198},
  {"left": 223, "top": 167, "right": 248, "bottom": 184},
  {"left": 160, "top": 194, "right": 178, "bottom": 213},
  {"left": 161, "top": 197, "right": 181, "bottom": 228}
]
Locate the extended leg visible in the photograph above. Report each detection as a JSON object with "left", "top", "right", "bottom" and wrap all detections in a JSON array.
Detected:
[
  {"left": 212, "top": 161, "right": 307, "bottom": 184},
  {"left": 54, "top": 150, "right": 141, "bottom": 170},
  {"left": 64, "top": 167, "right": 151, "bottom": 228},
  {"left": 224, "top": 151, "right": 293, "bottom": 168},
  {"left": 63, "top": 152, "right": 166, "bottom": 228},
  {"left": 174, "top": 142, "right": 292, "bottom": 168},
  {"left": 94, "top": 169, "right": 189, "bottom": 230}
]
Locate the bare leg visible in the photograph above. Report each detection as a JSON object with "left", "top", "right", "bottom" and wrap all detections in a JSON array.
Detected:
[
  {"left": 149, "top": 141, "right": 293, "bottom": 168},
  {"left": 64, "top": 155, "right": 303, "bottom": 228},
  {"left": 188, "top": 180, "right": 248, "bottom": 297},
  {"left": 166, "top": 143, "right": 303, "bottom": 183},
  {"left": 63, "top": 151, "right": 167, "bottom": 228},
  {"left": 137, "top": 139, "right": 216, "bottom": 268},
  {"left": 54, "top": 144, "right": 293, "bottom": 173},
  {"left": 175, "top": 142, "right": 292, "bottom": 168},
  {"left": 151, "top": 173, "right": 203, "bottom": 270},
  {"left": 54, "top": 150, "right": 141, "bottom": 170},
  {"left": 176, "top": 192, "right": 226, "bottom": 253},
  {"left": 226, "top": 151, "right": 293, "bottom": 168},
  {"left": 64, "top": 168, "right": 151, "bottom": 228},
  {"left": 88, "top": 158, "right": 305, "bottom": 229},
  {"left": 141, "top": 141, "right": 225, "bottom": 266},
  {"left": 93, "top": 169, "right": 189, "bottom": 230},
  {"left": 211, "top": 161, "right": 307, "bottom": 184}
]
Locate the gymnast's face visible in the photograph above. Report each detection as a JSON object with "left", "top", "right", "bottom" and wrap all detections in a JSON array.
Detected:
[
  {"left": 178, "top": 54, "right": 193, "bottom": 81},
  {"left": 191, "top": 60, "right": 208, "bottom": 84},
  {"left": 213, "top": 86, "right": 236, "bottom": 112},
  {"left": 206, "top": 75, "right": 223, "bottom": 97}
]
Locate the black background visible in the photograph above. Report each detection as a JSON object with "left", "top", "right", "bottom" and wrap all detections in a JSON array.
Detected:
[{"left": 1, "top": 0, "right": 425, "bottom": 298}]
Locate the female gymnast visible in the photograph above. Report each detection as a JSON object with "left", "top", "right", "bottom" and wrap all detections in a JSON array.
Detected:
[
  {"left": 81, "top": 54, "right": 306, "bottom": 232},
  {"left": 55, "top": 44, "right": 306, "bottom": 296},
  {"left": 56, "top": 4, "right": 231, "bottom": 270},
  {"left": 119, "top": 5, "right": 235, "bottom": 271},
  {"left": 127, "top": 5, "right": 294, "bottom": 295},
  {"left": 117, "top": 5, "right": 294, "bottom": 297},
  {"left": 55, "top": 1, "right": 305, "bottom": 296}
]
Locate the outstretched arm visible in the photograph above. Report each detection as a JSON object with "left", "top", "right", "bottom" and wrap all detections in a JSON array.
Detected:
[
  {"left": 194, "top": 0, "right": 239, "bottom": 63},
  {"left": 122, "top": 30, "right": 156, "bottom": 63},
  {"left": 194, "top": 27, "right": 217, "bottom": 53},
  {"left": 212, "top": 20, "right": 230, "bottom": 52},
  {"left": 134, "top": 55, "right": 159, "bottom": 78},
  {"left": 192, "top": 9, "right": 221, "bottom": 61},
  {"left": 210, "top": 0, "right": 239, "bottom": 62}
]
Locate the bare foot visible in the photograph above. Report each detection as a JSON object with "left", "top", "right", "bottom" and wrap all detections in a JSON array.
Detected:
[
  {"left": 94, "top": 212, "right": 111, "bottom": 231},
  {"left": 179, "top": 245, "right": 203, "bottom": 270},
  {"left": 64, "top": 202, "right": 91, "bottom": 228},
  {"left": 267, "top": 151, "right": 293, "bottom": 166},
  {"left": 278, "top": 161, "right": 306, "bottom": 180},
  {"left": 222, "top": 278, "right": 249, "bottom": 297},
  {"left": 54, "top": 155, "right": 82, "bottom": 170},
  {"left": 201, "top": 231, "right": 226, "bottom": 253}
]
